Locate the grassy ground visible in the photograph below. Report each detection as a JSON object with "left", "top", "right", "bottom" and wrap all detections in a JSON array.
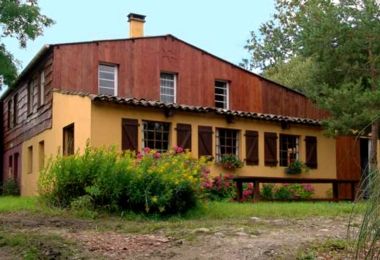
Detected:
[
  {"left": 0, "top": 196, "right": 359, "bottom": 219},
  {"left": 0, "top": 196, "right": 362, "bottom": 259}
]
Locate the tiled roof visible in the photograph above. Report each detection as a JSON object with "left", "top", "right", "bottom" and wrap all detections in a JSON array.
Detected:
[{"left": 56, "top": 90, "right": 321, "bottom": 126}]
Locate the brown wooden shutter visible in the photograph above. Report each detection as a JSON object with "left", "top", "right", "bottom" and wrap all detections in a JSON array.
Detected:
[
  {"left": 264, "top": 132, "right": 278, "bottom": 166},
  {"left": 176, "top": 123, "right": 192, "bottom": 151},
  {"left": 122, "top": 119, "right": 138, "bottom": 152},
  {"left": 305, "top": 136, "right": 318, "bottom": 168},
  {"left": 198, "top": 126, "right": 213, "bottom": 158},
  {"left": 245, "top": 130, "right": 259, "bottom": 165}
]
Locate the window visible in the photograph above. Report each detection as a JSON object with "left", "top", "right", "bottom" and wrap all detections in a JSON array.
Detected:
[
  {"left": 142, "top": 121, "right": 170, "bottom": 152},
  {"left": 39, "top": 141, "right": 45, "bottom": 170},
  {"left": 13, "top": 93, "right": 18, "bottom": 126},
  {"left": 160, "top": 72, "right": 176, "bottom": 103},
  {"left": 8, "top": 155, "right": 13, "bottom": 178},
  {"left": 215, "top": 81, "right": 229, "bottom": 109},
  {"left": 14, "top": 153, "right": 19, "bottom": 180},
  {"left": 98, "top": 64, "right": 117, "bottom": 95},
  {"left": 27, "top": 146, "right": 33, "bottom": 174},
  {"left": 27, "top": 81, "right": 33, "bottom": 114},
  {"left": 63, "top": 124, "right": 75, "bottom": 156},
  {"left": 280, "top": 134, "right": 299, "bottom": 167},
  {"left": 39, "top": 71, "right": 45, "bottom": 105},
  {"left": 216, "top": 129, "right": 239, "bottom": 162},
  {"left": 7, "top": 100, "right": 12, "bottom": 129},
  {"left": 305, "top": 136, "right": 318, "bottom": 168}
]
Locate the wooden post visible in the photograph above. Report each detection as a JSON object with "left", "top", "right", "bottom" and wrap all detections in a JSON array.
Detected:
[
  {"left": 253, "top": 180, "right": 260, "bottom": 202},
  {"left": 236, "top": 180, "right": 243, "bottom": 202}
]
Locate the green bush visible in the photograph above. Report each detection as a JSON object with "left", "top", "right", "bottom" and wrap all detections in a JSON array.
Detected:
[
  {"left": 260, "top": 183, "right": 315, "bottom": 200},
  {"left": 1, "top": 179, "right": 19, "bottom": 196},
  {"left": 38, "top": 144, "right": 207, "bottom": 215}
]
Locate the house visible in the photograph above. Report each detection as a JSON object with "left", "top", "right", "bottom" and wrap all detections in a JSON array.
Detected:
[{"left": 0, "top": 13, "right": 360, "bottom": 197}]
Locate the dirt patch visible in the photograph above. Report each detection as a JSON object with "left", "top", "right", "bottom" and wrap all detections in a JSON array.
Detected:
[{"left": 0, "top": 213, "right": 361, "bottom": 259}]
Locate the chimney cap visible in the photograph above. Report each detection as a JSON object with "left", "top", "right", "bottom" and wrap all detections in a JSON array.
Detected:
[{"left": 128, "top": 13, "right": 146, "bottom": 22}]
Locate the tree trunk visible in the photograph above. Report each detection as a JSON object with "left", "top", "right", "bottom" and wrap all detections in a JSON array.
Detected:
[{"left": 370, "top": 121, "right": 378, "bottom": 173}]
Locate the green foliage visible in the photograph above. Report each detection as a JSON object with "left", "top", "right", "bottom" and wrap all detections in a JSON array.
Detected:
[
  {"left": 38, "top": 144, "right": 207, "bottom": 215},
  {"left": 285, "top": 160, "right": 309, "bottom": 174},
  {"left": 261, "top": 184, "right": 315, "bottom": 200},
  {"left": 246, "top": 0, "right": 380, "bottom": 138},
  {"left": 1, "top": 178, "right": 19, "bottom": 196},
  {"left": 219, "top": 154, "right": 244, "bottom": 169},
  {"left": 0, "top": 0, "right": 54, "bottom": 87}
]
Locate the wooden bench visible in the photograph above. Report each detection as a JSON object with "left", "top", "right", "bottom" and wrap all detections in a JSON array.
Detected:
[{"left": 232, "top": 176, "right": 360, "bottom": 202}]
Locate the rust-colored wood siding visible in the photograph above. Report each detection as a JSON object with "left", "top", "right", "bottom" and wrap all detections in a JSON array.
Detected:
[
  {"left": 261, "top": 80, "right": 328, "bottom": 119},
  {"left": 52, "top": 36, "right": 325, "bottom": 119},
  {"left": 2, "top": 52, "right": 54, "bottom": 152},
  {"left": 0, "top": 100, "right": 3, "bottom": 185},
  {"left": 336, "top": 136, "right": 361, "bottom": 198}
]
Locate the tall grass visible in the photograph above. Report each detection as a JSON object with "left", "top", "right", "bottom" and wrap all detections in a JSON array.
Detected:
[{"left": 350, "top": 168, "right": 380, "bottom": 259}]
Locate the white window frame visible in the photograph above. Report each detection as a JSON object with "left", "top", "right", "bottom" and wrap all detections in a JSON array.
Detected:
[
  {"left": 98, "top": 64, "right": 118, "bottom": 96},
  {"left": 40, "top": 71, "right": 45, "bottom": 105},
  {"left": 215, "top": 128, "right": 239, "bottom": 162},
  {"left": 160, "top": 72, "right": 176, "bottom": 103},
  {"left": 215, "top": 80, "right": 229, "bottom": 109}
]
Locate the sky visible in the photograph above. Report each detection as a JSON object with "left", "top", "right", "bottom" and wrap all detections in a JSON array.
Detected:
[{"left": 1, "top": 0, "right": 276, "bottom": 96}]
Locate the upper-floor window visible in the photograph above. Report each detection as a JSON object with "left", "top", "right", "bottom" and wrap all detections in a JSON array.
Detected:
[
  {"left": 279, "top": 134, "right": 299, "bottom": 167},
  {"left": 160, "top": 72, "right": 176, "bottom": 103},
  {"left": 39, "top": 71, "right": 45, "bottom": 106},
  {"left": 142, "top": 121, "right": 170, "bottom": 153},
  {"left": 98, "top": 64, "right": 117, "bottom": 95},
  {"left": 13, "top": 93, "right": 18, "bottom": 126},
  {"left": 215, "top": 80, "right": 229, "bottom": 109},
  {"left": 27, "top": 81, "right": 33, "bottom": 115},
  {"left": 7, "top": 100, "right": 12, "bottom": 129},
  {"left": 216, "top": 128, "right": 239, "bottom": 162}
]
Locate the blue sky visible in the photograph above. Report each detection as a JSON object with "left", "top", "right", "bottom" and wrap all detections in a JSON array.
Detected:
[{"left": 1, "top": 0, "right": 275, "bottom": 96}]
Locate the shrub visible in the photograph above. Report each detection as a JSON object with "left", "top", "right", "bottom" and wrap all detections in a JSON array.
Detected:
[
  {"left": 200, "top": 173, "right": 236, "bottom": 201},
  {"left": 261, "top": 183, "right": 315, "bottom": 200},
  {"left": 1, "top": 179, "right": 19, "bottom": 196},
  {"left": 38, "top": 144, "right": 207, "bottom": 215}
]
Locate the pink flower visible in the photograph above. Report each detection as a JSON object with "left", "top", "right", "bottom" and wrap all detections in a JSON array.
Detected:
[
  {"left": 143, "top": 147, "right": 151, "bottom": 153},
  {"left": 247, "top": 183, "right": 253, "bottom": 190},
  {"left": 174, "top": 146, "right": 184, "bottom": 153},
  {"left": 136, "top": 153, "right": 143, "bottom": 159},
  {"left": 204, "top": 167, "right": 210, "bottom": 173},
  {"left": 224, "top": 181, "right": 230, "bottom": 187},
  {"left": 153, "top": 152, "right": 161, "bottom": 159}
]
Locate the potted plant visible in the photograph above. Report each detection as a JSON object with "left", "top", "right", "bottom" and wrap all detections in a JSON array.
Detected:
[
  {"left": 220, "top": 154, "right": 244, "bottom": 169},
  {"left": 285, "top": 159, "right": 309, "bottom": 174}
]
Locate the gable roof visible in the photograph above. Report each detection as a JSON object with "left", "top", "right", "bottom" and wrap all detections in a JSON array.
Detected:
[
  {"left": 2, "top": 34, "right": 305, "bottom": 101},
  {"left": 56, "top": 90, "right": 321, "bottom": 126}
]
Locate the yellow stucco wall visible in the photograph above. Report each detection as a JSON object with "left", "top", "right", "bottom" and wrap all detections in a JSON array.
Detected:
[
  {"left": 91, "top": 101, "right": 336, "bottom": 197},
  {"left": 21, "top": 92, "right": 336, "bottom": 197},
  {"left": 20, "top": 93, "right": 92, "bottom": 196}
]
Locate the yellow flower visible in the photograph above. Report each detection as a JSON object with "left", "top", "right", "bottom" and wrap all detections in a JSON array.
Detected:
[
  {"left": 159, "top": 206, "right": 165, "bottom": 213},
  {"left": 174, "top": 179, "right": 179, "bottom": 185},
  {"left": 145, "top": 205, "right": 150, "bottom": 213},
  {"left": 151, "top": 196, "right": 158, "bottom": 203}
]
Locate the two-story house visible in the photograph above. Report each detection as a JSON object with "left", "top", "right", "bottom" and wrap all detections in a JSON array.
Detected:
[{"left": 1, "top": 13, "right": 361, "bottom": 197}]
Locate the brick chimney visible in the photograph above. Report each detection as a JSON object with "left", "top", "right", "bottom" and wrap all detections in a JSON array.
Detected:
[{"left": 127, "top": 13, "right": 146, "bottom": 38}]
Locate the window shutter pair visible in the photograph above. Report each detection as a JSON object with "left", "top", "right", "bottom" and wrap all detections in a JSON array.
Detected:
[
  {"left": 122, "top": 120, "right": 193, "bottom": 153},
  {"left": 245, "top": 130, "right": 259, "bottom": 165},
  {"left": 305, "top": 136, "right": 318, "bottom": 168}
]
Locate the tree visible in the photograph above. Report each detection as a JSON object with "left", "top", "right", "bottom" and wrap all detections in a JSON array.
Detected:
[
  {"left": 0, "top": 0, "right": 54, "bottom": 88},
  {"left": 246, "top": 0, "right": 380, "bottom": 171}
]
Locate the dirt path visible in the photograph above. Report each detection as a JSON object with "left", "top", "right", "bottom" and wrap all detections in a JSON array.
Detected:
[{"left": 0, "top": 212, "right": 361, "bottom": 259}]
